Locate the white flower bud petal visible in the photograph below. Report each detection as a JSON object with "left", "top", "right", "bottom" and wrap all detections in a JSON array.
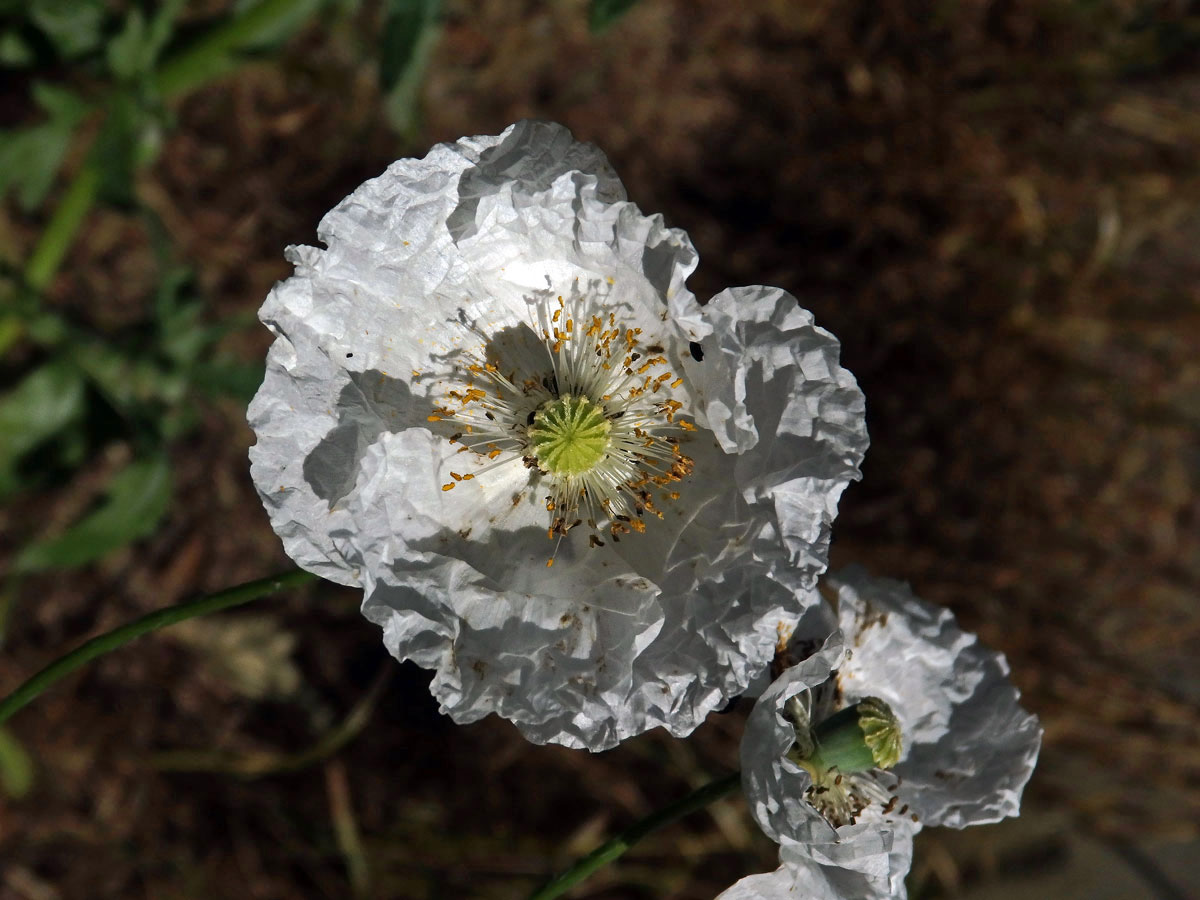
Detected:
[{"left": 729, "top": 568, "right": 1040, "bottom": 897}]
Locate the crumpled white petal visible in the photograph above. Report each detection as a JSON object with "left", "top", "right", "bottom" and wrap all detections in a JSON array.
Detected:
[
  {"left": 718, "top": 831, "right": 913, "bottom": 900},
  {"left": 723, "top": 567, "right": 1041, "bottom": 898},
  {"left": 247, "top": 120, "right": 868, "bottom": 750}
]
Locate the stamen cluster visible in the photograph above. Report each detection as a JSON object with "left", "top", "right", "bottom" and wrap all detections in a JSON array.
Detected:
[{"left": 429, "top": 288, "right": 695, "bottom": 555}]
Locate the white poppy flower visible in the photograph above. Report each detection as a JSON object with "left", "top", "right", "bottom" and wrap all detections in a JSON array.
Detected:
[
  {"left": 247, "top": 121, "right": 867, "bottom": 750},
  {"left": 721, "top": 567, "right": 1042, "bottom": 899}
]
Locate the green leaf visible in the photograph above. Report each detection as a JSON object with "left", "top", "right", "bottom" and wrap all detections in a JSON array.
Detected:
[
  {"left": 72, "top": 338, "right": 160, "bottom": 411},
  {"left": 31, "top": 81, "right": 89, "bottom": 120},
  {"left": 93, "top": 92, "right": 163, "bottom": 206},
  {"left": 0, "top": 727, "right": 33, "bottom": 798},
  {"left": 153, "top": 0, "right": 320, "bottom": 99},
  {"left": 379, "top": 0, "right": 439, "bottom": 90},
  {"left": 379, "top": 0, "right": 441, "bottom": 135},
  {"left": 160, "top": 310, "right": 218, "bottom": 368},
  {"left": 588, "top": 0, "right": 641, "bottom": 32},
  {"left": 142, "top": 0, "right": 189, "bottom": 72},
  {"left": 14, "top": 453, "right": 172, "bottom": 573},
  {"left": 0, "top": 126, "right": 73, "bottom": 210},
  {"left": 106, "top": 7, "right": 147, "bottom": 81},
  {"left": 67, "top": 329, "right": 192, "bottom": 417},
  {"left": 28, "top": 0, "right": 106, "bottom": 59},
  {"left": 0, "top": 360, "right": 86, "bottom": 498},
  {"left": 0, "top": 82, "right": 88, "bottom": 211},
  {"left": 192, "top": 358, "right": 265, "bottom": 401},
  {"left": 153, "top": 265, "right": 221, "bottom": 367},
  {"left": 0, "top": 29, "right": 35, "bottom": 67},
  {"left": 0, "top": 314, "right": 22, "bottom": 357},
  {"left": 106, "top": 0, "right": 188, "bottom": 82},
  {"left": 230, "top": 0, "right": 321, "bottom": 50}
]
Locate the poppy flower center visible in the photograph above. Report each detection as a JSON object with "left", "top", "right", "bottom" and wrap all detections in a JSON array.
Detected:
[{"left": 528, "top": 394, "right": 612, "bottom": 476}]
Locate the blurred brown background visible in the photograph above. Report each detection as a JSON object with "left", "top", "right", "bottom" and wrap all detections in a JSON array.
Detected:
[{"left": 1, "top": 1, "right": 1198, "bottom": 898}]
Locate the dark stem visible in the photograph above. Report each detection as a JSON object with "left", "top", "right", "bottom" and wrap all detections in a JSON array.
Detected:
[
  {"left": 528, "top": 770, "right": 742, "bottom": 900},
  {"left": 0, "top": 568, "right": 317, "bottom": 725}
]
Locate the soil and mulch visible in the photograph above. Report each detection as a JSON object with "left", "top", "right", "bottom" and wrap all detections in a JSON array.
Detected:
[{"left": 1, "top": 2, "right": 1197, "bottom": 898}]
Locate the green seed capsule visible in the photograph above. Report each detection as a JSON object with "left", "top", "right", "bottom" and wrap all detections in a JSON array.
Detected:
[{"left": 790, "top": 696, "right": 902, "bottom": 778}]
